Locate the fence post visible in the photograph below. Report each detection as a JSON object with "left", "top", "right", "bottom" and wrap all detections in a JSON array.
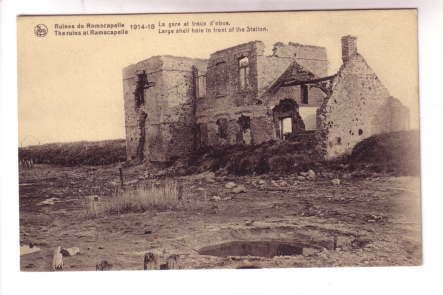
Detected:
[{"left": 119, "top": 167, "right": 124, "bottom": 188}]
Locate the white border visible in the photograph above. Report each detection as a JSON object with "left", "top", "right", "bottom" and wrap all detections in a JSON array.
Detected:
[{"left": 2, "top": 1, "right": 443, "bottom": 294}]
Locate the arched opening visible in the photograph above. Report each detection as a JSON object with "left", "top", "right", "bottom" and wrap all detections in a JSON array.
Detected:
[{"left": 272, "top": 99, "right": 305, "bottom": 140}]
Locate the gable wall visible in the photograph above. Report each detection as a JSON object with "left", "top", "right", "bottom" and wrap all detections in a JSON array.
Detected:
[{"left": 318, "top": 53, "right": 409, "bottom": 159}]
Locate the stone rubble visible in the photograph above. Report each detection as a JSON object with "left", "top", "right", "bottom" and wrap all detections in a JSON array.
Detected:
[{"left": 61, "top": 247, "right": 80, "bottom": 257}]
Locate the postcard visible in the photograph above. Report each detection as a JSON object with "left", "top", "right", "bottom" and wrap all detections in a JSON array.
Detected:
[{"left": 17, "top": 9, "right": 420, "bottom": 271}]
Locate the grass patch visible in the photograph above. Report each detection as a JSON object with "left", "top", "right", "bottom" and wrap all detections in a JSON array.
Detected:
[{"left": 84, "top": 179, "right": 200, "bottom": 217}]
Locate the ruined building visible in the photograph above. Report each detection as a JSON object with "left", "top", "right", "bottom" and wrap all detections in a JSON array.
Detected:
[{"left": 122, "top": 36, "right": 409, "bottom": 163}]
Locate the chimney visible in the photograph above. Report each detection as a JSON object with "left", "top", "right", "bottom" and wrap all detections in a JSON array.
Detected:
[{"left": 341, "top": 35, "right": 357, "bottom": 63}]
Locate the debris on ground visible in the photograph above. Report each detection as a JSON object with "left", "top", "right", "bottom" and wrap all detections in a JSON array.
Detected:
[
  {"left": 210, "top": 195, "right": 221, "bottom": 202},
  {"left": 96, "top": 260, "right": 113, "bottom": 271},
  {"left": 351, "top": 238, "right": 371, "bottom": 249},
  {"left": 20, "top": 244, "right": 41, "bottom": 256},
  {"left": 18, "top": 152, "right": 421, "bottom": 271},
  {"left": 365, "top": 214, "right": 384, "bottom": 223},
  {"left": 307, "top": 169, "right": 316, "bottom": 180},
  {"left": 225, "top": 182, "right": 236, "bottom": 189},
  {"left": 61, "top": 247, "right": 80, "bottom": 257},
  {"left": 232, "top": 185, "right": 247, "bottom": 194},
  {"left": 37, "top": 197, "right": 59, "bottom": 206},
  {"left": 88, "top": 195, "right": 100, "bottom": 201},
  {"left": 258, "top": 179, "right": 266, "bottom": 185},
  {"left": 278, "top": 180, "right": 288, "bottom": 187},
  {"left": 245, "top": 220, "right": 255, "bottom": 226},
  {"left": 331, "top": 178, "right": 341, "bottom": 185},
  {"left": 204, "top": 172, "right": 216, "bottom": 183}
]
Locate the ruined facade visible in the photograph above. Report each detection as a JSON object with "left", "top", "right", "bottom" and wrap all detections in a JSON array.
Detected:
[
  {"left": 123, "top": 36, "right": 409, "bottom": 162},
  {"left": 123, "top": 56, "right": 207, "bottom": 162}
]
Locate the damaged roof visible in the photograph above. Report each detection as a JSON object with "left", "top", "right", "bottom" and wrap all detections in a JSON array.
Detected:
[{"left": 259, "top": 59, "right": 319, "bottom": 98}]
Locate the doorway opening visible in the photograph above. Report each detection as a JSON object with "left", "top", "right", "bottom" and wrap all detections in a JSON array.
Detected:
[
  {"left": 280, "top": 117, "right": 293, "bottom": 139},
  {"left": 272, "top": 99, "right": 305, "bottom": 140}
]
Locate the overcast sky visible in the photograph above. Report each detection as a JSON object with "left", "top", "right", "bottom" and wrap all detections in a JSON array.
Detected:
[{"left": 17, "top": 10, "right": 418, "bottom": 146}]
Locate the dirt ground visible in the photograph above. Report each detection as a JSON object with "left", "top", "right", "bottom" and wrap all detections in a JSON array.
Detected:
[{"left": 19, "top": 164, "right": 421, "bottom": 271}]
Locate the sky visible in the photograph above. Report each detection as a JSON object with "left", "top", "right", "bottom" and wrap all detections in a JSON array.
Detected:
[{"left": 17, "top": 10, "right": 418, "bottom": 146}]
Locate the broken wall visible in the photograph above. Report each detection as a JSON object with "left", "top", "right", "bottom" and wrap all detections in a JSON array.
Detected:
[
  {"left": 199, "top": 41, "right": 263, "bottom": 113},
  {"left": 196, "top": 41, "right": 273, "bottom": 147},
  {"left": 267, "top": 86, "right": 325, "bottom": 130},
  {"left": 318, "top": 53, "right": 410, "bottom": 159},
  {"left": 123, "top": 56, "right": 207, "bottom": 162},
  {"left": 256, "top": 56, "right": 293, "bottom": 99},
  {"left": 272, "top": 42, "right": 328, "bottom": 77},
  {"left": 196, "top": 41, "right": 329, "bottom": 148},
  {"left": 123, "top": 57, "right": 165, "bottom": 161}
]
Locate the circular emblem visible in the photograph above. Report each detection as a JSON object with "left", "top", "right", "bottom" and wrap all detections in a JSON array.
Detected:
[{"left": 34, "top": 24, "right": 48, "bottom": 37}]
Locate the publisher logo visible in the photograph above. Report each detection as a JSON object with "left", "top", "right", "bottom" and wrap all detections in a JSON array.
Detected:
[{"left": 34, "top": 24, "right": 48, "bottom": 37}]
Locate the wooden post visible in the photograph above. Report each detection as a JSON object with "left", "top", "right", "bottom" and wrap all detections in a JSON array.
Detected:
[
  {"left": 96, "top": 260, "right": 113, "bottom": 271},
  {"left": 166, "top": 254, "right": 179, "bottom": 270},
  {"left": 177, "top": 181, "right": 183, "bottom": 201},
  {"left": 51, "top": 246, "right": 63, "bottom": 271},
  {"left": 144, "top": 252, "right": 159, "bottom": 270},
  {"left": 119, "top": 167, "right": 124, "bottom": 188}
]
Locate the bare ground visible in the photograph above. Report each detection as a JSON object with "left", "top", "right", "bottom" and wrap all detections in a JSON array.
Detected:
[{"left": 19, "top": 164, "right": 421, "bottom": 271}]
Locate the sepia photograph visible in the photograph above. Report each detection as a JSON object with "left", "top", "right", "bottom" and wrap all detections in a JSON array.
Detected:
[{"left": 16, "top": 9, "right": 421, "bottom": 272}]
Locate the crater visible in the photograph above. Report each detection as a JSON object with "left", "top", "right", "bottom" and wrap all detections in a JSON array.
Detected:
[{"left": 198, "top": 240, "right": 327, "bottom": 258}]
